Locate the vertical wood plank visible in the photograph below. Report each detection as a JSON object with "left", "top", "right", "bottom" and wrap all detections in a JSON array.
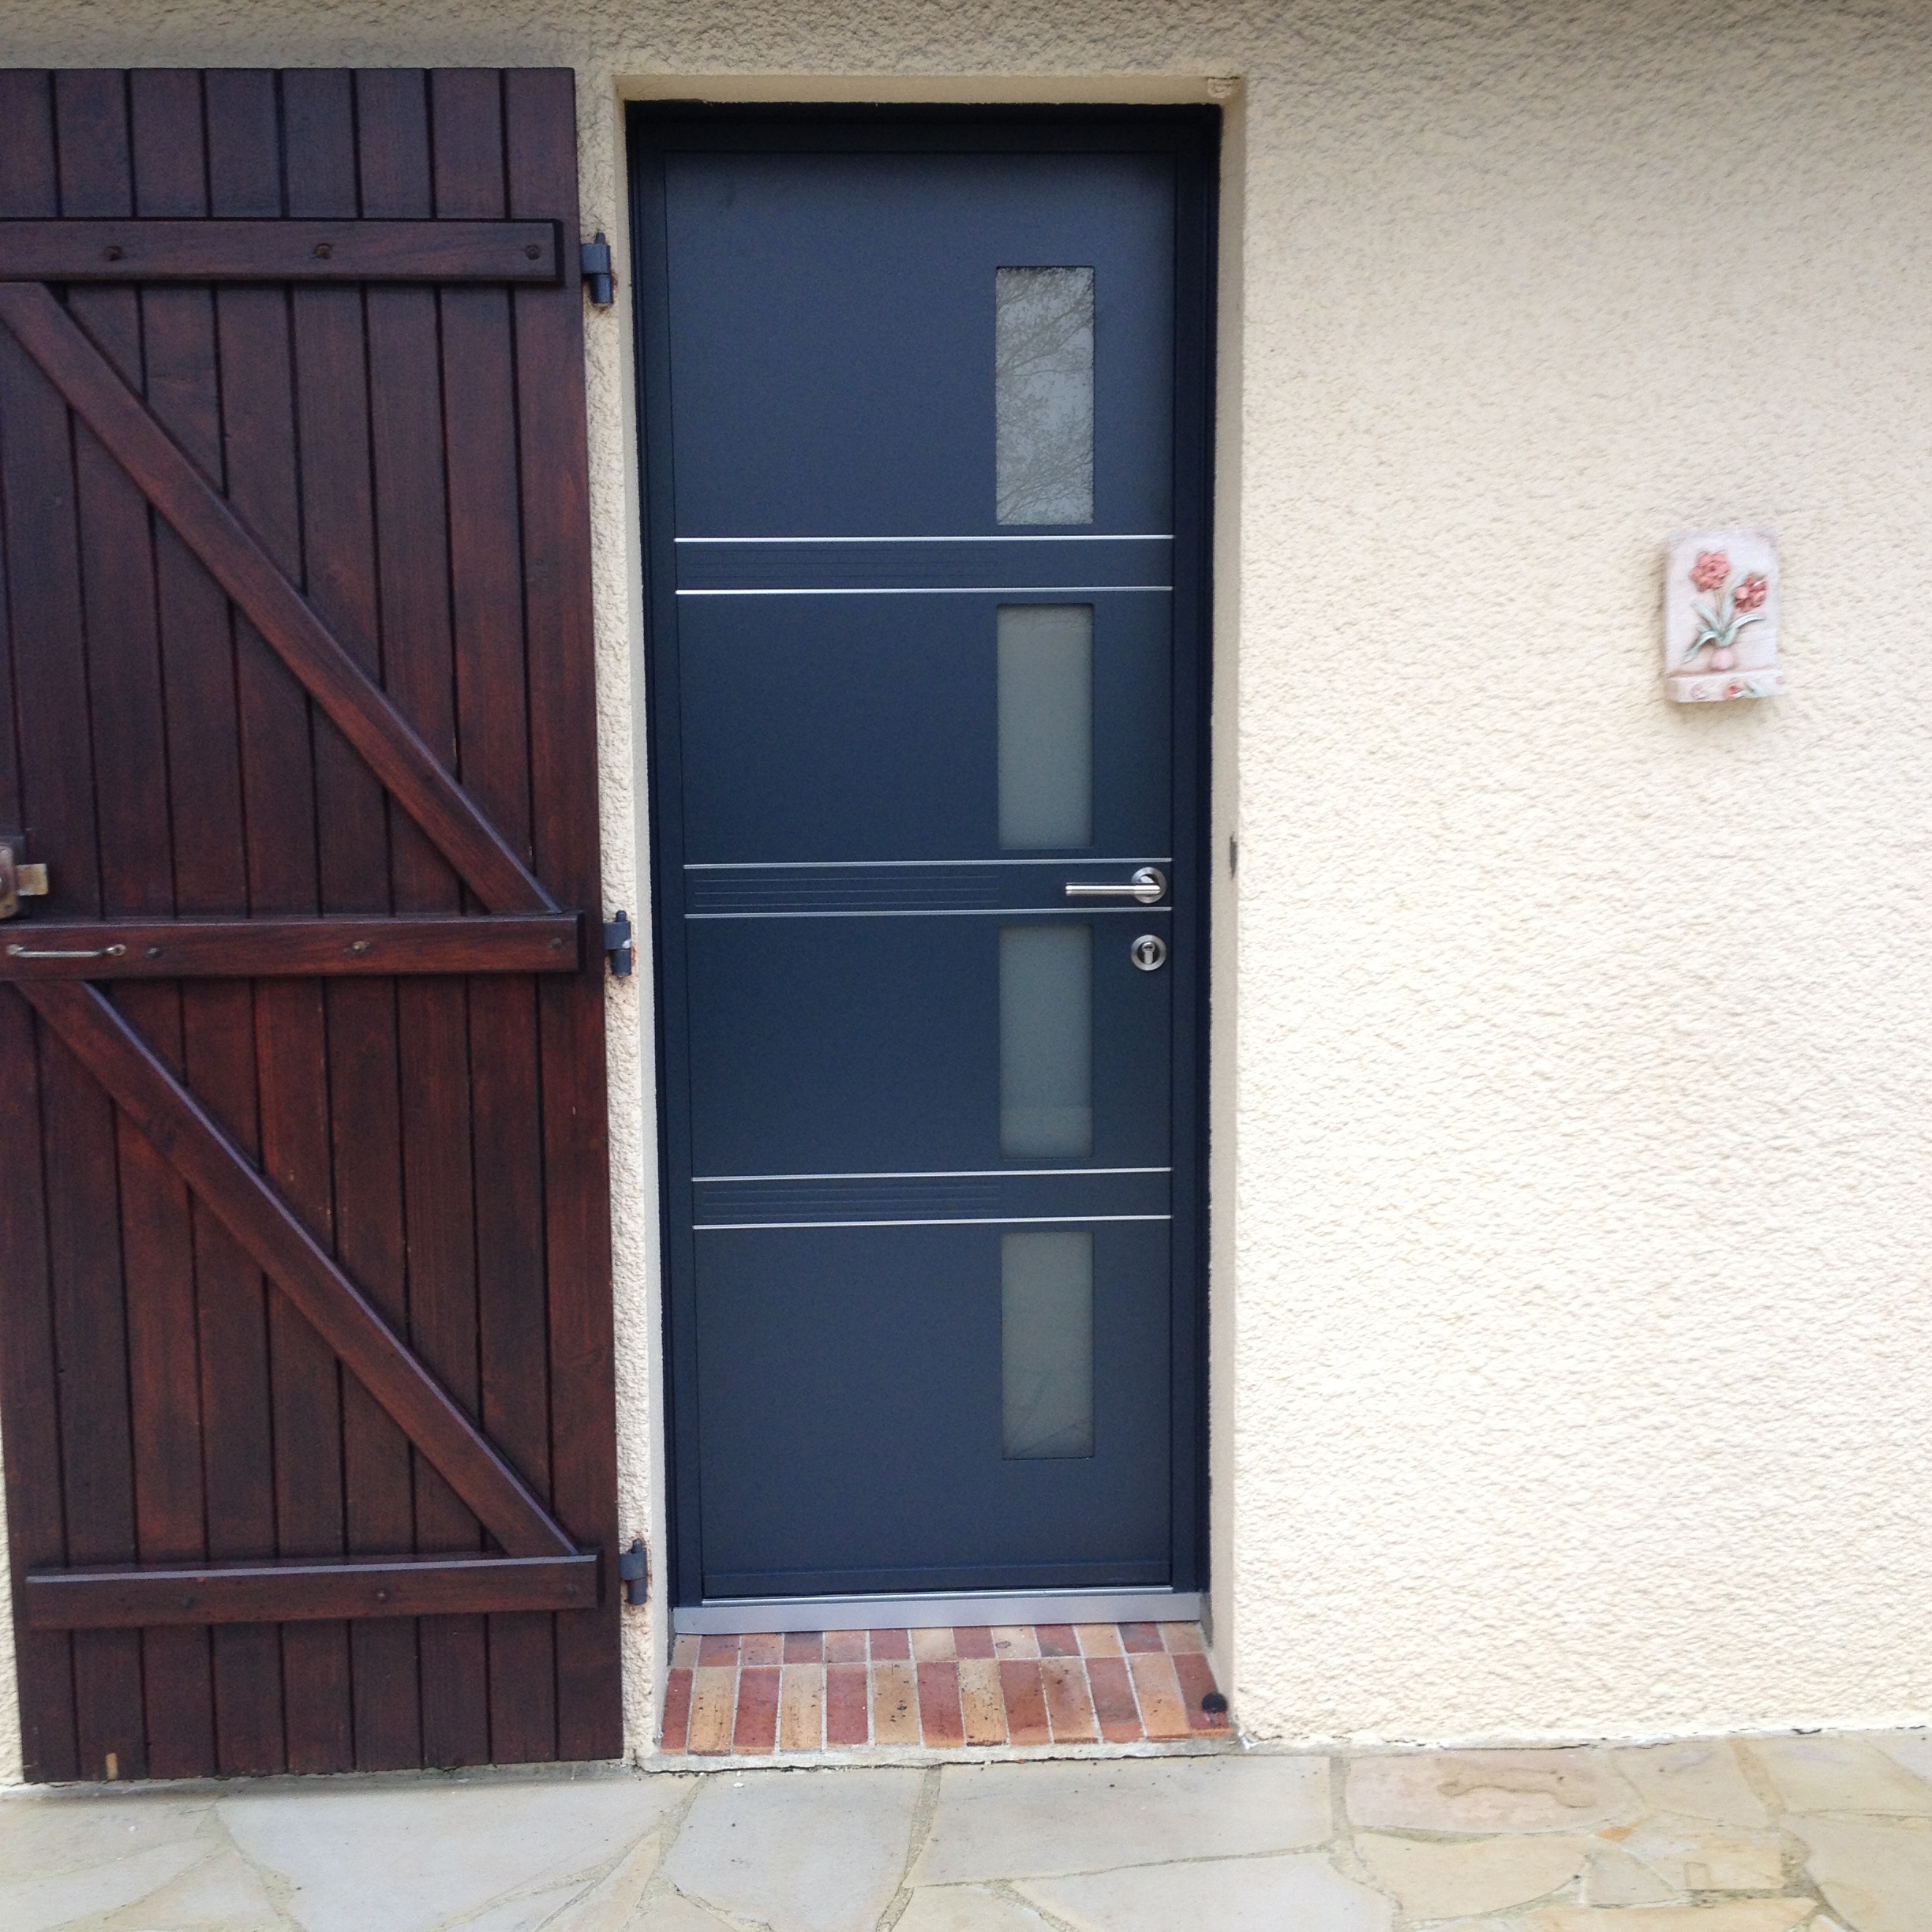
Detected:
[
  {"left": 366, "top": 66, "right": 488, "bottom": 1769},
  {"left": 338, "top": 64, "right": 435, "bottom": 1774},
  {"left": 0, "top": 66, "right": 77, "bottom": 1784},
  {"left": 253, "top": 66, "right": 355, "bottom": 1776},
  {"left": 43, "top": 67, "right": 148, "bottom": 1784},
  {"left": 193, "top": 63, "right": 291, "bottom": 1776},
  {"left": 441, "top": 66, "right": 558, "bottom": 1768},
  {"left": 95, "top": 66, "right": 218, "bottom": 1780},
  {"left": 506, "top": 66, "right": 623, "bottom": 1761},
  {"left": 291, "top": 66, "right": 425, "bottom": 1774}
]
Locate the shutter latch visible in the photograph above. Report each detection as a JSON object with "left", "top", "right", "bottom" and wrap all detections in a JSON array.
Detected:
[
  {"left": 0, "top": 841, "right": 50, "bottom": 920},
  {"left": 618, "top": 1537, "right": 649, "bottom": 1606},
  {"left": 603, "top": 910, "right": 634, "bottom": 978},
  {"left": 581, "top": 232, "right": 615, "bottom": 306}
]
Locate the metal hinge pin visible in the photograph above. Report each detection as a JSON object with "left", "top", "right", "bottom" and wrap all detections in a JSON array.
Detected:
[
  {"left": 618, "top": 1537, "right": 649, "bottom": 1606},
  {"left": 604, "top": 910, "right": 634, "bottom": 978}
]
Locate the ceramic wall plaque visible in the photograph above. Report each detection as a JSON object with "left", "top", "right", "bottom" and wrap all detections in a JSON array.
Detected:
[{"left": 1664, "top": 528, "right": 1784, "bottom": 702}]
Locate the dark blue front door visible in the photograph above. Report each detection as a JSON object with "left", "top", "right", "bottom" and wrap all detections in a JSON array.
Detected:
[{"left": 632, "top": 109, "right": 1215, "bottom": 1614}]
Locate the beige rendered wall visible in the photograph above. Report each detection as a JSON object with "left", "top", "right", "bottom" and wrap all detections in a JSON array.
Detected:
[{"left": 5, "top": 0, "right": 1932, "bottom": 1777}]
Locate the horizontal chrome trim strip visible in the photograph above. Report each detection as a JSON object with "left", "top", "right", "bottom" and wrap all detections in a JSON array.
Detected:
[
  {"left": 695, "top": 1214, "right": 1172, "bottom": 1231},
  {"left": 694, "top": 1166, "right": 1172, "bottom": 1183},
  {"left": 676, "top": 534, "right": 1174, "bottom": 545},
  {"left": 676, "top": 1588, "right": 1201, "bottom": 1634},
  {"left": 678, "top": 586, "right": 1170, "bottom": 597},
  {"left": 687, "top": 906, "right": 1171, "bottom": 921},
  {"left": 686, "top": 857, "right": 1171, "bottom": 871}
]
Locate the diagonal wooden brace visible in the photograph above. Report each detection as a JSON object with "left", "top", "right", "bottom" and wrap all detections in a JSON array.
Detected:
[
  {"left": 22, "top": 981, "right": 576, "bottom": 1560},
  {"left": 0, "top": 281, "right": 554, "bottom": 916}
]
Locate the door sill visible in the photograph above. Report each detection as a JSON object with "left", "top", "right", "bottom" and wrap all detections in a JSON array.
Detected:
[{"left": 672, "top": 1586, "right": 1201, "bottom": 1634}]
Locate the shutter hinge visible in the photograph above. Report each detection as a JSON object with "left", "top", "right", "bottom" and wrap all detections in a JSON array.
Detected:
[
  {"left": 618, "top": 1537, "right": 649, "bottom": 1606},
  {"left": 603, "top": 910, "right": 634, "bottom": 978},
  {"left": 580, "top": 232, "right": 615, "bottom": 306}
]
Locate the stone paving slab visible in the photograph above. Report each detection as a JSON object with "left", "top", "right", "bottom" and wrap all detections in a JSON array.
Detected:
[{"left": 4, "top": 1726, "right": 1931, "bottom": 1930}]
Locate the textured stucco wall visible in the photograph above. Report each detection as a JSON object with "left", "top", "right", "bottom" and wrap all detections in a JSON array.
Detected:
[{"left": 5, "top": 0, "right": 1932, "bottom": 1777}]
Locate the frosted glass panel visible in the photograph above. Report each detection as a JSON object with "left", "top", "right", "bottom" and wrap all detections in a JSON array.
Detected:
[
  {"left": 1002, "top": 1230, "right": 1094, "bottom": 1459},
  {"left": 995, "top": 267, "right": 1095, "bottom": 526},
  {"left": 998, "top": 605, "right": 1093, "bottom": 850},
  {"left": 1000, "top": 923, "right": 1092, "bottom": 1158}
]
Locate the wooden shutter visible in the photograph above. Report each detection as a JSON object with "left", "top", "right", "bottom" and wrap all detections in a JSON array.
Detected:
[{"left": 0, "top": 69, "right": 620, "bottom": 1780}]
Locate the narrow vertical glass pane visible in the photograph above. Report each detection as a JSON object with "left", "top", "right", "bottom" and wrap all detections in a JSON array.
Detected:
[
  {"left": 998, "top": 604, "right": 1093, "bottom": 850},
  {"left": 1000, "top": 923, "right": 1092, "bottom": 1158},
  {"left": 1002, "top": 1230, "right": 1095, "bottom": 1459},
  {"left": 995, "top": 266, "right": 1095, "bottom": 526}
]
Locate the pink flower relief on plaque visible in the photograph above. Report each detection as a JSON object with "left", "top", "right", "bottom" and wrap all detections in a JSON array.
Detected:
[
  {"left": 1686, "top": 552, "right": 1768, "bottom": 671},
  {"left": 1690, "top": 551, "right": 1732, "bottom": 594}
]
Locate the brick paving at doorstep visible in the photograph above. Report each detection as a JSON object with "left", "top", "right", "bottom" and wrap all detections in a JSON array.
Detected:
[
  {"left": 8, "top": 1731, "right": 1932, "bottom": 1931},
  {"left": 661, "top": 1622, "right": 1230, "bottom": 1758}
]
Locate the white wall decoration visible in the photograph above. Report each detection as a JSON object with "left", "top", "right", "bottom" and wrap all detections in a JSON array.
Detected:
[{"left": 1664, "top": 528, "right": 1784, "bottom": 701}]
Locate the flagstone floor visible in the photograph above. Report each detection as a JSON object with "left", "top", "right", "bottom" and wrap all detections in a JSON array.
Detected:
[{"left": 3, "top": 1727, "right": 1929, "bottom": 1930}]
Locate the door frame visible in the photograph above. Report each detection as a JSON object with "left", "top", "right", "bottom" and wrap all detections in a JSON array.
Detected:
[{"left": 625, "top": 101, "right": 1219, "bottom": 1626}]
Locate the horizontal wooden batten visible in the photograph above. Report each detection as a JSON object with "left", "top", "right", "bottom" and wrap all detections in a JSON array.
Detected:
[
  {"left": 24, "top": 1552, "right": 599, "bottom": 1628},
  {"left": 0, "top": 219, "right": 563, "bottom": 283},
  {"left": 0, "top": 914, "right": 581, "bottom": 978}
]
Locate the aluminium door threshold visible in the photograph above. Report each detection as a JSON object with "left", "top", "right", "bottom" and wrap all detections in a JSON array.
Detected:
[{"left": 673, "top": 1587, "right": 1203, "bottom": 1635}]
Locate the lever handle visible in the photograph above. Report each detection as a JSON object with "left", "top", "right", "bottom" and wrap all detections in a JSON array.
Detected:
[
  {"left": 1065, "top": 867, "right": 1165, "bottom": 904},
  {"left": 7, "top": 943, "right": 125, "bottom": 960}
]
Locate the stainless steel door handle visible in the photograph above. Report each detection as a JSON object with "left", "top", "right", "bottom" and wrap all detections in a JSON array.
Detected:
[{"left": 1065, "top": 867, "right": 1165, "bottom": 904}]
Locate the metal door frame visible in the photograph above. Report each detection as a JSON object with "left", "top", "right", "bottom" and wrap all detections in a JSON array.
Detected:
[{"left": 627, "top": 102, "right": 1218, "bottom": 1627}]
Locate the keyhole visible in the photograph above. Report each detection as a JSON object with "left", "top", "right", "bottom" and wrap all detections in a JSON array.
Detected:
[{"left": 1130, "top": 934, "right": 1166, "bottom": 972}]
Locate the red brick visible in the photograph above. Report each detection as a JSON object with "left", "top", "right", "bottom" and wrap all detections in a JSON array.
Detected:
[
  {"left": 1036, "top": 1624, "right": 1080, "bottom": 1658},
  {"left": 779, "top": 1665, "right": 823, "bottom": 1751},
  {"left": 872, "top": 1662, "right": 919, "bottom": 1744},
  {"left": 659, "top": 1668, "right": 693, "bottom": 1753},
  {"left": 1041, "top": 1659, "right": 1099, "bottom": 1743},
  {"left": 1171, "top": 1651, "right": 1229, "bottom": 1732},
  {"left": 952, "top": 1626, "right": 996, "bottom": 1659},
  {"left": 698, "top": 1632, "right": 741, "bottom": 1666},
  {"left": 1085, "top": 1656, "right": 1142, "bottom": 1743},
  {"left": 826, "top": 1662, "right": 870, "bottom": 1745},
  {"left": 916, "top": 1661, "right": 965, "bottom": 1747},
  {"left": 739, "top": 1631, "right": 783, "bottom": 1667},
  {"left": 958, "top": 1659, "right": 1006, "bottom": 1744},
  {"left": 1118, "top": 1622, "right": 1164, "bottom": 1653},
  {"left": 1128, "top": 1653, "right": 1189, "bottom": 1740},
  {"left": 689, "top": 1668, "right": 736, "bottom": 1754},
  {"left": 868, "top": 1627, "right": 911, "bottom": 1660},
  {"left": 998, "top": 1660, "right": 1051, "bottom": 1747},
  {"left": 825, "top": 1630, "right": 867, "bottom": 1664},
  {"left": 784, "top": 1631, "right": 824, "bottom": 1664},
  {"left": 732, "top": 1666, "right": 780, "bottom": 1753}
]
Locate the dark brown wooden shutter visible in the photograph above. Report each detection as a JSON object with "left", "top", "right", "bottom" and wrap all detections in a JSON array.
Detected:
[{"left": 0, "top": 68, "right": 620, "bottom": 1780}]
